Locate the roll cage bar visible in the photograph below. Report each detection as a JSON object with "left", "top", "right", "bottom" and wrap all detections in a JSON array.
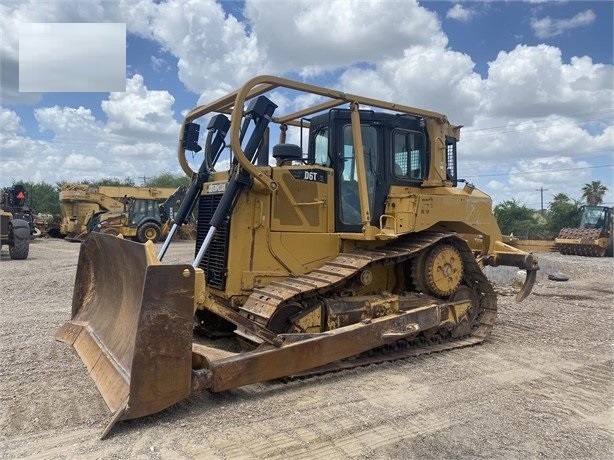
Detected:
[{"left": 177, "top": 75, "right": 460, "bottom": 194}]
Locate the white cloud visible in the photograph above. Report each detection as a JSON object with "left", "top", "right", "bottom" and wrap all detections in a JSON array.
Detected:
[
  {"left": 531, "top": 9, "right": 596, "bottom": 39},
  {"left": 0, "top": 0, "right": 158, "bottom": 104},
  {"left": 462, "top": 114, "right": 613, "bottom": 162},
  {"left": 505, "top": 157, "right": 594, "bottom": 204},
  {"left": 63, "top": 153, "right": 104, "bottom": 169},
  {"left": 35, "top": 106, "right": 103, "bottom": 139},
  {"left": 446, "top": 4, "right": 474, "bottom": 22},
  {"left": 0, "top": 108, "right": 65, "bottom": 183},
  {"left": 101, "top": 74, "right": 179, "bottom": 138},
  {"left": 145, "top": 0, "right": 266, "bottom": 103},
  {"left": 336, "top": 46, "right": 484, "bottom": 125},
  {"left": 459, "top": 115, "right": 613, "bottom": 206},
  {"left": 150, "top": 55, "right": 168, "bottom": 72},
  {"left": 245, "top": 0, "right": 446, "bottom": 75},
  {"left": 483, "top": 44, "right": 613, "bottom": 118},
  {"left": 1, "top": 74, "right": 183, "bottom": 186},
  {"left": 462, "top": 155, "right": 601, "bottom": 208},
  {"left": 0, "top": 107, "right": 21, "bottom": 134}
]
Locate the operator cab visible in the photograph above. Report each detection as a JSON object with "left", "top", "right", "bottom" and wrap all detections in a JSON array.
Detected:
[
  {"left": 580, "top": 205, "right": 611, "bottom": 231},
  {"left": 127, "top": 199, "right": 161, "bottom": 227},
  {"left": 307, "top": 109, "right": 431, "bottom": 233}
]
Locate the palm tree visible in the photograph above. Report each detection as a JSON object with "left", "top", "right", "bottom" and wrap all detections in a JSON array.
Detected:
[
  {"left": 581, "top": 181, "right": 608, "bottom": 206},
  {"left": 551, "top": 193, "right": 570, "bottom": 205}
]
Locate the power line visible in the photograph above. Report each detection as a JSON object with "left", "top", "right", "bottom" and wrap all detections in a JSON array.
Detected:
[
  {"left": 464, "top": 164, "right": 614, "bottom": 178},
  {"left": 457, "top": 150, "right": 613, "bottom": 174},
  {"left": 461, "top": 109, "right": 614, "bottom": 139},
  {"left": 10, "top": 109, "right": 613, "bottom": 146}
]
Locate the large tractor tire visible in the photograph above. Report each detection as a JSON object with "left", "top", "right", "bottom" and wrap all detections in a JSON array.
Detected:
[
  {"left": 137, "top": 222, "right": 161, "bottom": 243},
  {"left": 9, "top": 230, "right": 29, "bottom": 260}
]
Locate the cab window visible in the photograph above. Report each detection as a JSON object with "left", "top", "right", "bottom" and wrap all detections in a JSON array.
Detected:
[
  {"left": 339, "top": 125, "right": 378, "bottom": 225},
  {"left": 392, "top": 130, "right": 426, "bottom": 180},
  {"left": 313, "top": 127, "right": 329, "bottom": 166}
]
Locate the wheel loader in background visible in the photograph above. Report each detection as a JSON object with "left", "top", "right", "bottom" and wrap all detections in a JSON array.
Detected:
[
  {"left": 86, "top": 186, "right": 189, "bottom": 242},
  {"left": 55, "top": 184, "right": 180, "bottom": 240},
  {"left": 56, "top": 75, "right": 539, "bottom": 438},
  {"left": 555, "top": 205, "right": 613, "bottom": 257},
  {"left": 0, "top": 209, "right": 30, "bottom": 260}
]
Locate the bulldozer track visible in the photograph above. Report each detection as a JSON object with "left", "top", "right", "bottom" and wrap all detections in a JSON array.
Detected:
[{"left": 239, "top": 232, "right": 497, "bottom": 375}]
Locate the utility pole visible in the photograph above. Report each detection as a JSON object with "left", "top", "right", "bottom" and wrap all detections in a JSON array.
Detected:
[{"left": 535, "top": 187, "right": 548, "bottom": 215}]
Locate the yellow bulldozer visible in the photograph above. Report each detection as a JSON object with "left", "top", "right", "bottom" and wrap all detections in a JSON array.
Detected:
[{"left": 56, "top": 75, "right": 539, "bottom": 438}]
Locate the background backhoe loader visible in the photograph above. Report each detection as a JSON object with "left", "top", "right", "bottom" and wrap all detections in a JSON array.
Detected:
[
  {"left": 56, "top": 75, "right": 539, "bottom": 438},
  {"left": 55, "top": 184, "right": 181, "bottom": 241},
  {"left": 86, "top": 186, "right": 189, "bottom": 242}
]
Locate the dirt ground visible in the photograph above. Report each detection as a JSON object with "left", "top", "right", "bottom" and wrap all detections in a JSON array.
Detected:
[{"left": 0, "top": 238, "right": 612, "bottom": 459}]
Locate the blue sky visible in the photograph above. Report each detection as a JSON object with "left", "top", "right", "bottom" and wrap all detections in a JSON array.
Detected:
[{"left": 1, "top": 0, "right": 612, "bottom": 209}]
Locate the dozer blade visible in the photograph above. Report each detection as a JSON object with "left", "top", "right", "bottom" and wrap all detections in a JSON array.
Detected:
[{"left": 55, "top": 233, "right": 195, "bottom": 438}]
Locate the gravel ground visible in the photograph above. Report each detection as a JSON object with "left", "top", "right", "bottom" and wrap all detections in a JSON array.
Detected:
[{"left": 0, "top": 238, "right": 612, "bottom": 459}]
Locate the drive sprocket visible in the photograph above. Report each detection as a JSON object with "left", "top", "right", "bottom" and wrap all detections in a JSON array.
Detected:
[{"left": 424, "top": 244, "right": 463, "bottom": 297}]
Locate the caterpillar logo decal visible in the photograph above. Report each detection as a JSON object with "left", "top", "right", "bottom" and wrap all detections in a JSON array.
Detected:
[{"left": 206, "top": 183, "right": 227, "bottom": 194}]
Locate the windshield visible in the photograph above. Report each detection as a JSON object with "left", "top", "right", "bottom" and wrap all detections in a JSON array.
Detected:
[{"left": 580, "top": 206, "right": 607, "bottom": 229}]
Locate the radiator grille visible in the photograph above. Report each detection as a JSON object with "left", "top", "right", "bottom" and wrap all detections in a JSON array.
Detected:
[{"left": 196, "top": 193, "right": 230, "bottom": 290}]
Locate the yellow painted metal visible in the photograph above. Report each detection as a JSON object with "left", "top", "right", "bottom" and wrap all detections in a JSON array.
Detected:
[
  {"left": 503, "top": 236, "right": 557, "bottom": 253},
  {"left": 350, "top": 102, "right": 371, "bottom": 225},
  {"left": 355, "top": 265, "right": 397, "bottom": 295},
  {"left": 58, "top": 184, "right": 179, "bottom": 237},
  {"left": 270, "top": 166, "right": 333, "bottom": 233},
  {"left": 421, "top": 118, "right": 461, "bottom": 187},
  {"left": 268, "top": 232, "right": 340, "bottom": 275},
  {"left": 424, "top": 244, "right": 463, "bottom": 296},
  {"left": 554, "top": 236, "right": 609, "bottom": 248}
]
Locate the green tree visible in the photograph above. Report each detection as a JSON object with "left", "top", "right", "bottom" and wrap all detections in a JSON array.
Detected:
[
  {"left": 551, "top": 193, "right": 570, "bottom": 205},
  {"left": 581, "top": 181, "right": 608, "bottom": 206},
  {"left": 494, "top": 199, "right": 538, "bottom": 237},
  {"left": 548, "top": 198, "right": 581, "bottom": 236},
  {"left": 144, "top": 171, "right": 190, "bottom": 188}
]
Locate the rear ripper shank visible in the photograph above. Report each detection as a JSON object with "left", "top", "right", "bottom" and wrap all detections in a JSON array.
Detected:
[{"left": 56, "top": 75, "right": 539, "bottom": 438}]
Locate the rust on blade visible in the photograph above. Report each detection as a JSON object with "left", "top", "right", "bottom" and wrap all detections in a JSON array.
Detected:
[{"left": 55, "top": 233, "right": 196, "bottom": 437}]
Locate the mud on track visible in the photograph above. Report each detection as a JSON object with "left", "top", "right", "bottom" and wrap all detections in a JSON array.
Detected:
[{"left": 1, "top": 238, "right": 612, "bottom": 459}]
